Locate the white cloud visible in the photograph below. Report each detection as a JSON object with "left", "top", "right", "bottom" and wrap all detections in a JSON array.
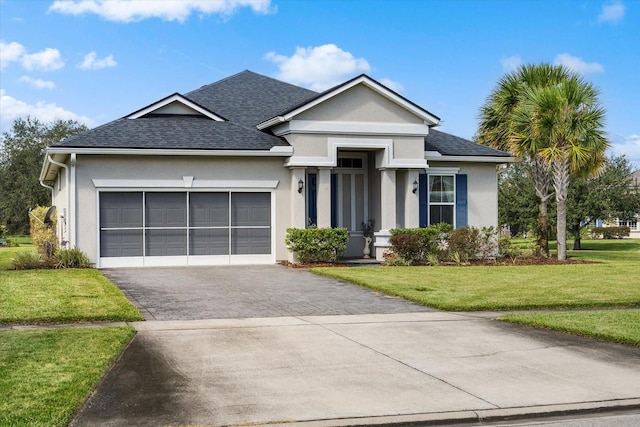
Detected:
[
  {"left": 264, "top": 44, "right": 371, "bottom": 91},
  {"left": 19, "top": 76, "right": 56, "bottom": 89},
  {"left": 598, "top": 1, "right": 625, "bottom": 24},
  {"left": 378, "top": 78, "right": 404, "bottom": 94},
  {"left": 554, "top": 53, "right": 604, "bottom": 74},
  {"left": 0, "top": 90, "right": 94, "bottom": 129},
  {"left": 21, "top": 48, "right": 64, "bottom": 71},
  {"left": 49, "top": 0, "right": 274, "bottom": 23},
  {"left": 500, "top": 55, "right": 523, "bottom": 72},
  {"left": 0, "top": 41, "right": 26, "bottom": 69},
  {"left": 609, "top": 133, "right": 640, "bottom": 168},
  {"left": 78, "top": 52, "right": 117, "bottom": 70}
]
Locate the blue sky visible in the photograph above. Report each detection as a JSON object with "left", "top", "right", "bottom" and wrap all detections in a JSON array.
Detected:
[{"left": 1, "top": 0, "right": 638, "bottom": 166}]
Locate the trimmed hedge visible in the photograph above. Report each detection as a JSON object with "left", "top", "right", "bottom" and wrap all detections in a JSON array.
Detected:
[
  {"left": 285, "top": 227, "right": 349, "bottom": 263},
  {"left": 591, "top": 226, "right": 631, "bottom": 239}
]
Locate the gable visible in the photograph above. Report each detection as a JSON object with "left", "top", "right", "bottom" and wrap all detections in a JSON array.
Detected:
[
  {"left": 127, "top": 93, "right": 225, "bottom": 121},
  {"left": 296, "top": 84, "right": 424, "bottom": 124}
]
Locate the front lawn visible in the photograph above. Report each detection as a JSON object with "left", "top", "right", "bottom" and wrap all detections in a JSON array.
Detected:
[
  {"left": 312, "top": 261, "right": 640, "bottom": 311},
  {"left": 0, "top": 268, "right": 143, "bottom": 324},
  {"left": 500, "top": 310, "right": 640, "bottom": 347},
  {"left": 0, "top": 326, "right": 135, "bottom": 427},
  {"left": 312, "top": 239, "right": 640, "bottom": 346}
]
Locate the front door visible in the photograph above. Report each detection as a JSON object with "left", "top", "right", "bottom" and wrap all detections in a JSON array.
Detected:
[{"left": 332, "top": 152, "right": 368, "bottom": 257}]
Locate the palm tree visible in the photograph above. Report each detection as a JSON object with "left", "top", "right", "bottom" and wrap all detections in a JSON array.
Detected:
[
  {"left": 478, "top": 64, "right": 571, "bottom": 256},
  {"left": 513, "top": 76, "right": 608, "bottom": 260}
]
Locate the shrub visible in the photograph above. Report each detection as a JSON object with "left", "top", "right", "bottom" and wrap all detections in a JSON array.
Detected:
[
  {"left": 448, "top": 227, "right": 480, "bottom": 262},
  {"left": 389, "top": 233, "right": 426, "bottom": 264},
  {"left": 11, "top": 252, "right": 44, "bottom": 270},
  {"left": 29, "top": 206, "right": 58, "bottom": 258},
  {"left": 285, "top": 227, "right": 349, "bottom": 263},
  {"left": 54, "top": 247, "right": 92, "bottom": 268},
  {"left": 591, "top": 226, "right": 630, "bottom": 239}
]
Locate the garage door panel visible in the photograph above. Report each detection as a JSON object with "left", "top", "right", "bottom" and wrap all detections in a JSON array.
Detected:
[
  {"left": 146, "top": 229, "right": 187, "bottom": 256},
  {"left": 101, "top": 230, "right": 143, "bottom": 257},
  {"left": 189, "top": 229, "right": 229, "bottom": 255},
  {"left": 232, "top": 228, "right": 271, "bottom": 255},
  {"left": 190, "top": 193, "right": 229, "bottom": 227},
  {"left": 146, "top": 193, "right": 186, "bottom": 227},
  {"left": 100, "top": 192, "right": 142, "bottom": 228},
  {"left": 232, "top": 193, "right": 270, "bottom": 227}
]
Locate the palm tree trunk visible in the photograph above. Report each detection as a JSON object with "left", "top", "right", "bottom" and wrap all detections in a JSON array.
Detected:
[
  {"left": 571, "top": 224, "right": 582, "bottom": 250},
  {"left": 553, "top": 156, "right": 569, "bottom": 260},
  {"left": 532, "top": 155, "right": 552, "bottom": 256}
]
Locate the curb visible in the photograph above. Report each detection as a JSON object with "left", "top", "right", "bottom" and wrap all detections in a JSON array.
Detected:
[{"left": 255, "top": 399, "right": 640, "bottom": 427}]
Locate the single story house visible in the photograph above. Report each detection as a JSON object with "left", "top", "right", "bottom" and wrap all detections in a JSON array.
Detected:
[{"left": 40, "top": 70, "right": 513, "bottom": 267}]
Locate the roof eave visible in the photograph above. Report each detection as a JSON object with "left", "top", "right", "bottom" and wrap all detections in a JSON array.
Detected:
[
  {"left": 45, "top": 146, "right": 294, "bottom": 157},
  {"left": 425, "top": 154, "right": 517, "bottom": 163}
]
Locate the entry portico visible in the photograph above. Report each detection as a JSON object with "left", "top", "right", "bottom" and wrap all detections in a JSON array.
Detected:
[{"left": 266, "top": 75, "right": 438, "bottom": 259}]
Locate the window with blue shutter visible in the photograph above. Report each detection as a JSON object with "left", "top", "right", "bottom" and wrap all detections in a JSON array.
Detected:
[
  {"left": 455, "top": 174, "right": 468, "bottom": 228},
  {"left": 307, "top": 173, "right": 317, "bottom": 226},
  {"left": 419, "top": 173, "right": 428, "bottom": 227}
]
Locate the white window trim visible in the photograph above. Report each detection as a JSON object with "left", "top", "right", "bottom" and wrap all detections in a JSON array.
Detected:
[{"left": 427, "top": 174, "right": 456, "bottom": 227}]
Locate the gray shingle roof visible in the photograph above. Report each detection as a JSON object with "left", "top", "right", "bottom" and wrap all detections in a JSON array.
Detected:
[
  {"left": 425, "top": 129, "right": 511, "bottom": 157},
  {"left": 54, "top": 116, "right": 288, "bottom": 150},
  {"left": 185, "top": 70, "right": 318, "bottom": 127}
]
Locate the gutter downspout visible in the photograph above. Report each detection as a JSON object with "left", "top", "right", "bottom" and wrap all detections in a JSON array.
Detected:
[{"left": 47, "top": 155, "right": 70, "bottom": 245}]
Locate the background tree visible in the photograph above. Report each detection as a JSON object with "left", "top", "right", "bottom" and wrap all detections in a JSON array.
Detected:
[
  {"left": 514, "top": 76, "right": 608, "bottom": 260},
  {"left": 498, "top": 161, "right": 538, "bottom": 235},
  {"left": 567, "top": 155, "right": 640, "bottom": 249},
  {"left": 0, "top": 117, "right": 87, "bottom": 234},
  {"left": 478, "top": 64, "right": 571, "bottom": 256}
]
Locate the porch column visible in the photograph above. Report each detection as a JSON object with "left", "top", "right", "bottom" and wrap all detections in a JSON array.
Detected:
[
  {"left": 316, "top": 167, "right": 332, "bottom": 227},
  {"left": 374, "top": 168, "right": 396, "bottom": 260},
  {"left": 404, "top": 169, "right": 420, "bottom": 228},
  {"left": 290, "top": 168, "right": 307, "bottom": 229}
]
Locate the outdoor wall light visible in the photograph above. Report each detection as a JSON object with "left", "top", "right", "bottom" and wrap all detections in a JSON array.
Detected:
[
  {"left": 298, "top": 178, "right": 304, "bottom": 193},
  {"left": 412, "top": 179, "right": 419, "bottom": 194}
]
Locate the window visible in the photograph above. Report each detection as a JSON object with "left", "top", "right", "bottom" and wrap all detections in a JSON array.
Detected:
[
  {"left": 337, "top": 157, "right": 363, "bottom": 169},
  {"left": 618, "top": 219, "right": 638, "bottom": 231},
  {"left": 428, "top": 175, "right": 455, "bottom": 226}
]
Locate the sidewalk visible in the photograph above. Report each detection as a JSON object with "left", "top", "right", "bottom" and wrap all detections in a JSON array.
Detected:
[{"left": 71, "top": 312, "right": 640, "bottom": 426}]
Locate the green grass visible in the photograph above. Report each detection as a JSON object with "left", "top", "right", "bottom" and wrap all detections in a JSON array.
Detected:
[
  {"left": 0, "top": 268, "right": 143, "bottom": 324},
  {"left": 313, "top": 239, "right": 640, "bottom": 345},
  {"left": 500, "top": 310, "right": 640, "bottom": 347},
  {"left": 312, "top": 262, "right": 640, "bottom": 311},
  {"left": 0, "top": 326, "right": 135, "bottom": 427},
  {"left": 0, "top": 245, "right": 35, "bottom": 270}
]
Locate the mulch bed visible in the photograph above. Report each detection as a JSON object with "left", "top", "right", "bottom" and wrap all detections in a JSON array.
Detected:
[{"left": 280, "top": 257, "right": 597, "bottom": 268}]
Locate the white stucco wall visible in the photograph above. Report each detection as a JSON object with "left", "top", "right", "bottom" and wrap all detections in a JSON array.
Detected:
[
  {"left": 296, "top": 85, "right": 423, "bottom": 123},
  {"left": 73, "top": 155, "right": 293, "bottom": 264}
]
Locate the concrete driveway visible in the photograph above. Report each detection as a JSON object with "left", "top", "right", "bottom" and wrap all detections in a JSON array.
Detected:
[
  {"left": 70, "top": 266, "right": 640, "bottom": 426},
  {"left": 103, "top": 265, "right": 432, "bottom": 320}
]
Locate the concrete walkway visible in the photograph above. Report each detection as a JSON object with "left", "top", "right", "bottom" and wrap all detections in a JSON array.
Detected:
[{"left": 71, "top": 312, "right": 640, "bottom": 427}]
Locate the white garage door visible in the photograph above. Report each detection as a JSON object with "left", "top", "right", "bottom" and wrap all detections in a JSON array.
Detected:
[{"left": 99, "top": 191, "right": 272, "bottom": 267}]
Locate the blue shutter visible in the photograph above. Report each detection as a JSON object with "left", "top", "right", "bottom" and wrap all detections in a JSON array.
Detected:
[
  {"left": 455, "top": 174, "right": 468, "bottom": 228},
  {"left": 419, "top": 173, "right": 428, "bottom": 227},
  {"left": 307, "top": 173, "right": 317, "bottom": 226},
  {"left": 331, "top": 174, "right": 337, "bottom": 228}
]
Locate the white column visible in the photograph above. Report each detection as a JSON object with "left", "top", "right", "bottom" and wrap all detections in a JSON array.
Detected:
[
  {"left": 379, "top": 168, "right": 397, "bottom": 231},
  {"left": 316, "top": 168, "right": 332, "bottom": 227},
  {"left": 374, "top": 168, "right": 396, "bottom": 260},
  {"left": 404, "top": 169, "right": 420, "bottom": 229}
]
